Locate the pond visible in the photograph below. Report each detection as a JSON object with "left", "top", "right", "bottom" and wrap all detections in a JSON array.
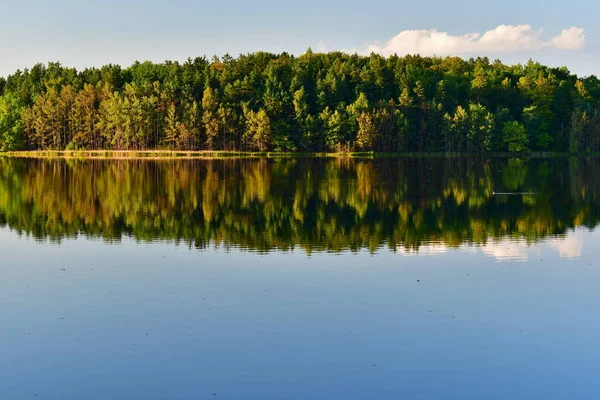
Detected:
[{"left": 1, "top": 157, "right": 599, "bottom": 399}]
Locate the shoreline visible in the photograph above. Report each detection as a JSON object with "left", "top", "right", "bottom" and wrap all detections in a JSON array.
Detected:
[{"left": 1, "top": 150, "right": 599, "bottom": 160}]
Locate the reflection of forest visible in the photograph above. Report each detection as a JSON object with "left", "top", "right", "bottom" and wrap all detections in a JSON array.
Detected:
[{"left": 0, "top": 157, "right": 598, "bottom": 253}]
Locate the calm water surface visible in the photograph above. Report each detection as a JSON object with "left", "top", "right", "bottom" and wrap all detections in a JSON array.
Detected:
[{"left": 1, "top": 157, "right": 600, "bottom": 400}]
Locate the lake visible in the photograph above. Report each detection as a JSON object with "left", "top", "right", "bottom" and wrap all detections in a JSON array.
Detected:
[{"left": 1, "top": 156, "right": 600, "bottom": 400}]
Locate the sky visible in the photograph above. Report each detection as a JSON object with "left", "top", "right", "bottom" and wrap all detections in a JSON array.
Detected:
[{"left": 0, "top": 0, "right": 598, "bottom": 77}]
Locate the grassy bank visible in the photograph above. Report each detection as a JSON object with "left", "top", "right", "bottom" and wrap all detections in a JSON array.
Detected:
[
  {"left": 0, "top": 150, "right": 378, "bottom": 160},
  {"left": 0, "top": 150, "right": 598, "bottom": 160}
]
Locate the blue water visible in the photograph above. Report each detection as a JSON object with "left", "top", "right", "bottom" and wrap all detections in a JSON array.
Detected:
[{"left": 2, "top": 227, "right": 600, "bottom": 400}]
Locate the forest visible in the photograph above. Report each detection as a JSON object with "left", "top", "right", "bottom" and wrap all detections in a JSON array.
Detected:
[
  {"left": 1, "top": 158, "right": 598, "bottom": 252},
  {"left": 0, "top": 52, "right": 600, "bottom": 153}
]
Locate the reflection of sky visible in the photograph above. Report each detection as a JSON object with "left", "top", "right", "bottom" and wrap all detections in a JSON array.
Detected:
[
  {"left": 1, "top": 227, "right": 600, "bottom": 400},
  {"left": 397, "top": 228, "right": 590, "bottom": 262}
]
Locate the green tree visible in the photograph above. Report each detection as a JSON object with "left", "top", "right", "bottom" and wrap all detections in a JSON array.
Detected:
[
  {"left": 466, "top": 104, "right": 494, "bottom": 152},
  {"left": 502, "top": 121, "right": 529, "bottom": 152},
  {"left": 163, "top": 104, "right": 179, "bottom": 149},
  {"left": 243, "top": 108, "right": 272, "bottom": 151},
  {"left": 202, "top": 87, "right": 220, "bottom": 150},
  {"left": 0, "top": 94, "right": 25, "bottom": 151},
  {"left": 0, "top": 54, "right": 598, "bottom": 153}
]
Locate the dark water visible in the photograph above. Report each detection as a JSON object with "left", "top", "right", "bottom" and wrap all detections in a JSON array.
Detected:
[{"left": 1, "top": 157, "right": 600, "bottom": 400}]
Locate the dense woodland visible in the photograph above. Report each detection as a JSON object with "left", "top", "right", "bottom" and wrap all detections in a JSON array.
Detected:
[
  {"left": 1, "top": 52, "right": 600, "bottom": 153},
  {"left": 1, "top": 158, "right": 598, "bottom": 252}
]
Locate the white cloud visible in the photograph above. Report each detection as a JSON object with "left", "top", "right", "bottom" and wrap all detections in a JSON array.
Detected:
[
  {"left": 548, "top": 233, "right": 584, "bottom": 259},
  {"left": 395, "top": 231, "right": 586, "bottom": 262},
  {"left": 396, "top": 239, "right": 537, "bottom": 262},
  {"left": 366, "top": 25, "right": 586, "bottom": 56},
  {"left": 396, "top": 243, "right": 451, "bottom": 256},
  {"left": 479, "top": 239, "right": 534, "bottom": 262},
  {"left": 551, "top": 27, "right": 586, "bottom": 50}
]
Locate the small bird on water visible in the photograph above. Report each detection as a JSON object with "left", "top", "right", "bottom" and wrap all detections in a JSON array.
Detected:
[{"left": 493, "top": 191, "right": 538, "bottom": 195}]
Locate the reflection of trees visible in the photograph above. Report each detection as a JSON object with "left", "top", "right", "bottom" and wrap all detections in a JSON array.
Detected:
[
  {"left": 0, "top": 157, "right": 598, "bottom": 253},
  {"left": 502, "top": 158, "right": 529, "bottom": 191}
]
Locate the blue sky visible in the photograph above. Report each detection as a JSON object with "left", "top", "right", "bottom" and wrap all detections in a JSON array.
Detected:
[{"left": 0, "top": 0, "right": 598, "bottom": 77}]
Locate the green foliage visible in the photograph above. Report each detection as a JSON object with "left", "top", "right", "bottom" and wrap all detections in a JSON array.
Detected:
[
  {"left": 569, "top": 109, "right": 600, "bottom": 152},
  {"left": 0, "top": 53, "right": 599, "bottom": 153},
  {"left": 163, "top": 104, "right": 180, "bottom": 149},
  {"left": 0, "top": 94, "right": 24, "bottom": 151},
  {"left": 243, "top": 108, "right": 271, "bottom": 151},
  {"left": 466, "top": 104, "right": 494, "bottom": 152},
  {"left": 443, "top": 103, "right": 493, "bottom": 152},
  {"left": 503, "top": 121, "right": 529, "bottom": 153}
]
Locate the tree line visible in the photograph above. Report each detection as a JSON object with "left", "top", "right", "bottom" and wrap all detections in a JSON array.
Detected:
[
  {"left": 1, "top": 158, "right": 598, "bottom": 252},
  {"left": 1, "top": 52, "right": 599, "bottom": 153}
]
